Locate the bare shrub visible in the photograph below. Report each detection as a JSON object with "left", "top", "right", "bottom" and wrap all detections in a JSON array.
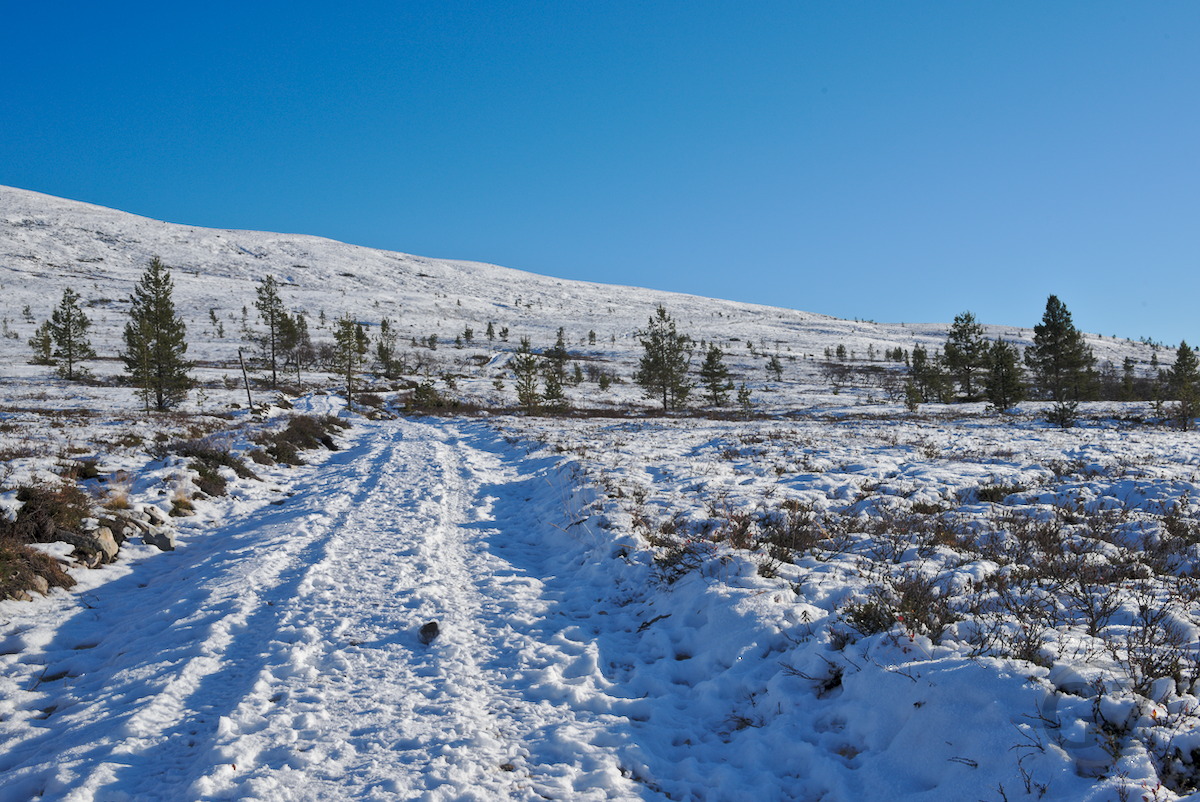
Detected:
[
  {"left": 0, "top": 540, "right": 76, "bottom": 600},
  {"left": 1, "top": 482, "right": 92, "bottom": 543},
  {"left": 253, "top": 414, "right": 347, "bottom": 465},
  {"left": 1106, "top": 586, "right": 1196, "bottom": 697}
]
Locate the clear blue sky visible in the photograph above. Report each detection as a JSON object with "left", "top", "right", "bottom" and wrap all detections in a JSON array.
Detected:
[{"left": 2, "top": 1, "right": 1197, "bottom": 344}]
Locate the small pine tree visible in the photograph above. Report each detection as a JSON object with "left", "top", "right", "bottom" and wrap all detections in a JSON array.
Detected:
[
  {"left": 698, "top": 345, "right": 733, "bottom": 406},
  {"left": 634, "top": 306, "right": 693, "bottom": 411},
  {"left": 333, "top": 315, "right": 369, "bottom": 404},
  {"left": 545, "top": 327, "right": 569, "bottom": 384},
  {"left": 510, "top": 337, "right": 541, "bottom": 411},
  {"left": 49, "top": 288, "right": 97, "bottom": 380},
  {"left": 255, "top": 275, "right": 286, "bottom": 389},
  {"left": 28, "top": 320, "right": 54, "bottom": 366},
  {"left": 1025, "top": 295, "right": 1095, "bottom": 427},
  {"left": 486, "top": 321, "right": 495, "bottom": 341},
  {"left": 285, "top": 312, "right": 312, "bottom": 384},
  {"left": 542, "top": 358, "right": 567, "bottom": 411},
  {"left": 904, "top": 378, "right": 922, "bottom": 412},
  {"left": 736, "top": 382, "right": 753, "bottom": 417},
  {"left": 376, "top": 317, "right": 401, "bottom": 379},
  {"left": 984, "top": 339, "right": 1025, "bottom": 413},
  {"left": 910, "top": 344, "right": 952, "bottom": 403},
  {"left": 1120, "top": 356, "right": 1137, "bottom": 401},
  {"left": 943, "top": 311, "right": 989, "bottom": 401},
  {"left": 766, "top": 354, "right": 784, "bottom": 381},
  {"left": 122, "top": 257, "right": 193, "bottom": 410},
  {"left": 1166, "top": 341, "right": 1200, "bottom": 431}
]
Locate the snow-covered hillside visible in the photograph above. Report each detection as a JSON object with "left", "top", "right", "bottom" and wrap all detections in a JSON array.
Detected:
[
  {"left": 0, "top": 184, "right": 1157, "bottom": 402},
  {"left": 3, "top": 186, "right": 1198, "bottom": 801}
]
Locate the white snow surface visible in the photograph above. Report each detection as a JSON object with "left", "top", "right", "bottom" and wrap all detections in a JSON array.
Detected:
[{"left": 0, "top": 413, "right": 1127, "bottom": 801}]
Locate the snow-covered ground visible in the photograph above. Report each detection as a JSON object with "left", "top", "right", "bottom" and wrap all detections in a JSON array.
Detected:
[{"left": 3, "top": 186, "right": 1200, "bottom": 800}]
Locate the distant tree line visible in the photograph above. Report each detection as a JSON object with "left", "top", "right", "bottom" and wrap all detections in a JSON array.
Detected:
[{"left": 23, "top": 263, "right": 1198, "bottom": 429}]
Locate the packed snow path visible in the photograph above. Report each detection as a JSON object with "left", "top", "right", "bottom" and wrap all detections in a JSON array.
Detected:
[{"left": 0, "top": 419, "right": 645, "bottom": 801}]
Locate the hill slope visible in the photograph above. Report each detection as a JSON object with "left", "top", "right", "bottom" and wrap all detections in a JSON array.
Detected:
[{"left": 0, "top": 184, "right": 1154, "bottom": 400}]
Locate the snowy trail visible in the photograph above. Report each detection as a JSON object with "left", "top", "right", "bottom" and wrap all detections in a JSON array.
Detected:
[{"left": 0, "top": 419, "right": 643, "bottom": 801}]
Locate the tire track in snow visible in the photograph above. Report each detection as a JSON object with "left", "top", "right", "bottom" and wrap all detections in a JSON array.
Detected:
[
  {"left": 0, "top": 424, "right": 398, "bottom": 800},
  {"left": 2, "top": 417, "right": 648, "bottom": 801},
  {"left": 191, "top": 419, "right": 640, "bottom": 801}
]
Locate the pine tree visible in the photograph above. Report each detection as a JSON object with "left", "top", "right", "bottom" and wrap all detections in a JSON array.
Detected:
[
  {"left": 1166, "top": 341, "right": 1200, "bottom": 431},
  {"left": 634, "top": 305, "right": 693, "bottom": 411},
  {"left": 541, "top": 357, "right": 567, "bottom": 411},
  {"left": 254, "top": 275, "right": 286, "bottom": 389},
  {"left": 510, "top": 337, "right": 541, "bottom": 411},
  {"left": 736, "top": 382, "right": 754, "bottom": 417},
  {"left": 545, "top": 327, "right": 569, "bottom": 385},
  {"left": 910, "top": 344, "right": 952, "bottom": 403},
  {"left": 376, "top": 317, "right": 401, "bottom": 378},
  {"left": 1024, "top": 295, "right": 1095, "bottom": 427},
  {"left": 984, "top": 339, "right": 1025, "bottom": 413},
  {"left": 122, "top": 257, "right": 193, "bottom": 410},
  {"left": 48, "top": 288, "right": 97, "bottom": 380},
  {"left": 333, "top": 315, "right": 369, "bottom": 404},
  {"left": 28, "top": 320, "right": 54, "bottom": 366},
  {"left": 766, "top": 354, "right": 784, "bottom": 381},
  {"left": 698, "top": 345, "right": 733, "bottom": 406},
  {"left": 1119, "top": 356, "right": 1140, "bottom": 402},
  {"left": 904, "top": 378, "right": 922, "bottom": 412},
  {"left": 943, "top": 311, "right": 989, "bottom": 401},
  {"left": 284, "top": 312, "right": 312, "bottom": 384}
]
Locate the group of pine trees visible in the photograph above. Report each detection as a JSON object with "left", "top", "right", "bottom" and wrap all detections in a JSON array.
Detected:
[
  {"left": 29, "top": 257, "right": 192, "bottom": 411},
  {"left": 23, "top": 263, "right": 1198, "bottom": 429},
  {"left": 631, "top": 305, "right": 751, "bottom": 413},
  {"left": 906, "top": 295, "right": 1198, "bottom": 429}
]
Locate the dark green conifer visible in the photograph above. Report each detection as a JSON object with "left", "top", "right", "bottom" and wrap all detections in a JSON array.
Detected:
[
  {"left": 699, "top": 345, "right": 733, "bottom": 406},
  {"left": 1166, "top": 341, "right": 1200, "bottom": 430},
  {"left": 943, "top": 311, "right": 989, "bottom": 401},
  {"left": 634, "top": 306, "right": 693, "bottom": 411},
  {"left": 1024, "top": 295, "right": 1095, "bottom": 427},
  {"left": 984, "top": 339, "right": 1025, "bottom": 413},
  {"left": 122, "top": 257, "right": 193, "bottom": 410}
]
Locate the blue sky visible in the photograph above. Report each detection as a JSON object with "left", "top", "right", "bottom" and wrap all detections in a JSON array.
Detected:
[{"left": 2, "top": 1, "right": 1197, "bottom": 344}]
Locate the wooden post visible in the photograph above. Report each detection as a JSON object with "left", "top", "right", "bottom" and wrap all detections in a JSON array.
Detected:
[{"left": 238, "top": 349, "right": 254, "bottom": 411}]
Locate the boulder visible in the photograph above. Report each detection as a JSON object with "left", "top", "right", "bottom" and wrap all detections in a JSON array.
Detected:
[
  {"left": 54, "top": 528, "right": 118, "bottom": 566},
  {"left": 93, "top": 526, "right": 119, "bottom": 562},
  {"left": 142, "top": 527, "right": 176, "bottom": 552},
  {"left": 143, "top": 505, "right": 170, "bottom": 526},
  {"left": 100, "top": 516, "right": 134, "bottom": 546}
]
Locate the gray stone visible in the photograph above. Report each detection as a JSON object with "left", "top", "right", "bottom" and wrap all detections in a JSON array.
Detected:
[
  {"left": 142, "top": 527, "right": 176, "bottom": 552},
  {"left": 54, "top": 529, "right": 116, "bottom": 566},
  {"left": 93, "top": 526, "right": 119, "bottom": 562},
  {"left": 143, "top": 505, "right": 170, "bottom": 526}
]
